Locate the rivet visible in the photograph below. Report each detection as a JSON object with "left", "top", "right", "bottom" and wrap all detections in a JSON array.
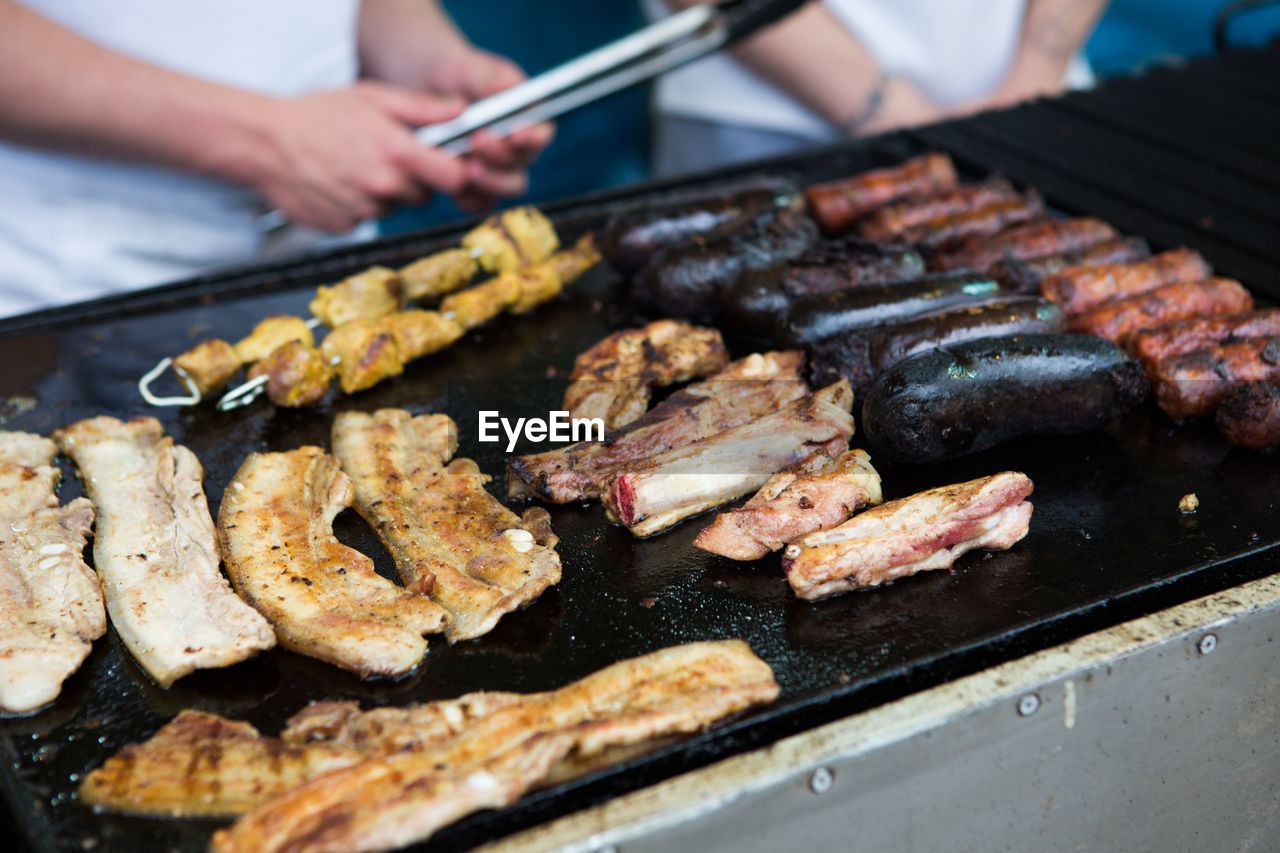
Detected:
[
  {"left": 1198, "top": 634, "right": 1218, "bottom": 655},
  {"left": 1017, "top": 693, "right": 1041, "bottom": 717},
  {"left": 809, "top": 766, "right": 834, "bottom": 794}
]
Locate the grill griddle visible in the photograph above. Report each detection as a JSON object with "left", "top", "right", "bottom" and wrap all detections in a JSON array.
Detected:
[{"left": 3, "top": 43, "right": 1280, "bottom": 853}]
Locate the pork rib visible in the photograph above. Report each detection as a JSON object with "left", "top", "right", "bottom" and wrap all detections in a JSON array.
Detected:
[
  {"left": 210, "top": 640, "right": 778, "bottom": 853},
  {"left": 53, "top": 417, "right": 274, "bottom": 686},
  {"left": 331, "top": 410, "right": 561, "bottom": 643},
  {"left": 783, "top": 471, "right": 1033, "bottom": 601},
  {"left": 694, "top": 449, "right": 882, "bottom": 561},
  {"left": 564, "top": 319, "right": 730, "bottom": 429},
  {"left": 0, "top": 432, "right": 102, "bottom": 713},
  {"left": 509, "top": 350, "right": 808, "bottom": 503},
  {"left": 217, "top": 447, "right": 449, "bottom": 678},
  {"left": 603, "top": 381, "right": 855, "bottom": 538}
]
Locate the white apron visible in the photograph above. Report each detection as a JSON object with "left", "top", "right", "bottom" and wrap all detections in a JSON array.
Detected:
[{"left": 0, "top": 0, "right": 360, "bottom": 318}]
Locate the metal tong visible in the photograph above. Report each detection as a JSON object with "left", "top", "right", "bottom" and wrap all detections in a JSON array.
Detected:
[{"left": 257, "top": 0, "right": 805, "bottom": 232}]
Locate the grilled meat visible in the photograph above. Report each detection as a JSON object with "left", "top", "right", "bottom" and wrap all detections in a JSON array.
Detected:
[
  {"left": 309, "top": 267, "right": 403, "bottom": 329},
  {"left": 1217, "top": 381, "right": 1280, "bottom": 450},
  {"left": 383, "top": 309, "right": 465, "bottom": 359},
  {"left": 218, "top": 447, "right": 449, "bottom": 678},
  {"left": 694, "top": 449, "right": 882, "bottom": 561},
  {"left": 1040, "top": 248, "right": 1212, "bottom": 316},
  {"left": 171, "top": 337, "right": 241, "bottom": 398},
  {"left": 332, "top": 410, "right": 561, "bottom": 643},
  {"left": 862, "top": 334, "right": 1148, "bottom": 464},
  {"left": 603, "top": 381, "right": 855, "bottom": 538},
  {"left": 1125, "top": 309, "right": 1280, "bottom": 372},
  {"left": 320, "top": 318, "right": 404, "bottom": 394},
  {"left": 0, "top": 432, "right": 102, "bottom": 714},
  {"left": 462, "top": 206, "right": 560, "bottom": 273},
  {"left": 53, "top": 417, "right": 275, "bottom": 686},
  {"left": 1152, "top": 336, "right": 1280, "bottom": 419},
  {"left": 509, "top": 351, "right": 808, "bottom": 504},
  {"left": 1070, "top": 277, "right": 1254, "bottom": 342},
  {"left": 600, "top": 175, "right": 799, "bottom": 274},
  {"left": 806, "top": 152, "right": 958, "bottom": 232},
  {"left": 903, "top": 192, "right": 1047, "bottom": 252},
  {"left": 855, "top": 178, "right": 1021, "bottom": 243},
  {"left": 634, "top": 205, "right": 818, "bottom": 321},
  {"left": 247, "top": 340, "right": 333, "bottom": 408},
  {"left": 211, "top": 640, "right": 778, "bottom": 853},
  {"left": 783, "top": 471, "right": 1033, "bottom": 601},
  {"left": 233, "top": 315, "right": 316, "bottom": 365},
  {"left": 807, "top": 297, "right": 1067, "bottom": 394},
  {"left": 564, "top": 319, "right": 730, "bottom": 430},
  {"left": 989, "top": 237, "right": 1152, "bottom": 294},
  {"left": 398, "top": 247, "right": 480, "bottom": 302},
  {"left": 932, "top": 217, "right": 1119, "bottom": 272}
]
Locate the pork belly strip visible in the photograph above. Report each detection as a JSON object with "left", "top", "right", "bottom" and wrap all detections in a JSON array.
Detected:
[
  {"left": 0, "top": 433, "right": 102, "bottom": 713},
  {"left": 218, "top": 447, "right": 449, "bottom": 678},
  {"left": 694, "top": 449, "right": 882, "bottom": 561},
  {"left": 53, "top": 417, "right": 274, "bottom": 686},
  {"left": 564, "top": 319, "right": 730, "bottom": 429},
  {"left": 331, "top": 410, "right": 561, "bottom": 643},
  {"left": 508, "top": 351, "right": 808, "bottom": 503},
  {"left": 603, "top": 381, "right": 856, "bottom": 538},
  {"left": 211, "top": 640, "right": 779, "bottom": 853},
  {"left": 1069, "top": 277, "right": 1254, "bottom": 342},
  {"left": 1039, "top": 248, "right": 1212, "bottom": 316},
  {"left": 783, "top": 471, "right": 1033, "bottom": 601},
  {"left": 1125, "top": 309, "right": 1280, "bottom": 372},
  {"left": 80, "top": 693, "right": 522, "bottom": 817},
  {"left": 1152, "top": 336, "right": 1280, "bottom": 419}
]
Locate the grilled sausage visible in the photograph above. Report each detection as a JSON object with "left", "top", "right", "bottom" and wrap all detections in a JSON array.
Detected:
[
  {"left": 862, "top": 333, "right": 1148, "bottom": 464},
  {"left": 723, "top": 238, "right": 926, "bottom": 341},
  {"left": 855, "top": 178, "right": 1020, "bottom": 243},
  {"left": 1040, "top": 248, "right": 1212, "bottom": 316},
  {"left": 931, "top": 217, "right": 1119, "bottom": 272},
  {"left": 1152, "top": 336, "right": 1280, "bottom": 419},
  {"left": 1070, "top": 277, "right": 1254, "bottom": 342},
  {"left": 632, "top": 207, "right": 818, "bottom": 322},
  {"left": 806, "top": 152, "right": 958, "bottom": 233},
  {"left": 778, "top": 271, "right": 1006, "bottom": 347},
  {"left": 1217, "top": 381, "right": 1280, "bottom": 450},
  {"left": 989, "top": 237, "right": 1152, "bottom": 294},
  {"left": 904, "top": 192, "right": 1047, "bottom": 252},
  {"left": 1126, "top": 309, "right": 1280, "bottom": 372},
  {"left": 600, "top": 176, "right": 800, "bottom": 274},
  {"left": 807, "top": 297, "right": 1067, "bottom": 393}
]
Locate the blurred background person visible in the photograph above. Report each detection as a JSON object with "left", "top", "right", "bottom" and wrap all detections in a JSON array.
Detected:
[{"left": 0, "top": 0, "right": 552, "bottom": 317}]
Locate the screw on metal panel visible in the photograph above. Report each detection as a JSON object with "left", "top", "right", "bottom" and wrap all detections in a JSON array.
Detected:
[
  {"left": 1198, "top": 633, "right": 1218, "bottom": 655},
  {"left": 1017, "top": 693, "right": 1041, "bottom": 717},
  {"left": 809, "top": 766, "right": 835, "bottom": 794}
]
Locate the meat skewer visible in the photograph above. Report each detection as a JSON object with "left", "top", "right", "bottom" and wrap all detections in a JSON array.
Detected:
[
  {"left": 331, "top": 410, "right": 562, "bottom": 643},
  {"left": 694, "top": 449, "right": 883, "bottom": 561},
  {"left": 806, "top": 152, "right": 959, "bottom": 232},
  {"left": 855, "top": 177, "right": 1022, "bottom": 243},
  {"left": 1152, "top": 336, "right": 1280, "bottom": 420},
  {"left": 509, "top": 351, "right": 808, "bottom": 504},
  {"left": 0, "top": 432, "right": 103, "bottom": 714},
  {"left": 931, "top": 217, "right": 1119, "bottom": 273},
  {"left": 603, "top": 381, "right": 856, "bottom": 538},
  {"left": 209, "top": 640, "right": 778, "bottom": 853},
  {"left": 1124, "top": 308, "right": 1280, "bottom": 372},
  {"left": 1216, "top": 381, "right": 1280, "bottom": 450},
  {"left": 783, "top": 471, "right": 1034, "bottom": 601},
  {"left": 564, "top": 318, "right": 730, "bottom": 430},
  {"left": 218, "top": 447, "right": 450, "bottom": 678},
  {"left": 1040, "top": 248, "right": 1213, "bottom": 316},
  {"left": 1069, "top": 277, "right": 1254, "bottom": 342},
  {"left": 53, "top": 417, "right": 276, "bottom": 686}
]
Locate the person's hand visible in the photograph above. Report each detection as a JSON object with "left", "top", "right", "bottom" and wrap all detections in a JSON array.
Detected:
[
  {"left": 428, "top": 48, "right": 555, "bottom": 211},
  {"left": 246, "top": 81, "right": 469, "bottom": 231}
]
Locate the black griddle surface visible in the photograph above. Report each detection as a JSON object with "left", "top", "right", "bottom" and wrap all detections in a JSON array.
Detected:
[{"left": 4, "top": 44, "right": 1280, "bottom": 853}]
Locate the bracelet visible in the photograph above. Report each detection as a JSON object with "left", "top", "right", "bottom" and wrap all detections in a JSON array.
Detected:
[{"left": 844, "top": 71, "right": 890, "bottom": 135}]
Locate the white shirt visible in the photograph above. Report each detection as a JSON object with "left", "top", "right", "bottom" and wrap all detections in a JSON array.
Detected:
[
  {"left": 0, "top": 1, "right": 360, "bottom": 318},
  {"left": 647, "top": 0, "right": 1028, "bottom": 138}
]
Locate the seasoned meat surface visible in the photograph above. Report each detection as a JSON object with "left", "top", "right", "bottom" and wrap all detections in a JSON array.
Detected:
[
  {"left": 1152, "top": 336, "right": 1280, "bottom": 419},
  {"left": 1070, "top": 277, "right": 1253, "bottom": 342}
]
